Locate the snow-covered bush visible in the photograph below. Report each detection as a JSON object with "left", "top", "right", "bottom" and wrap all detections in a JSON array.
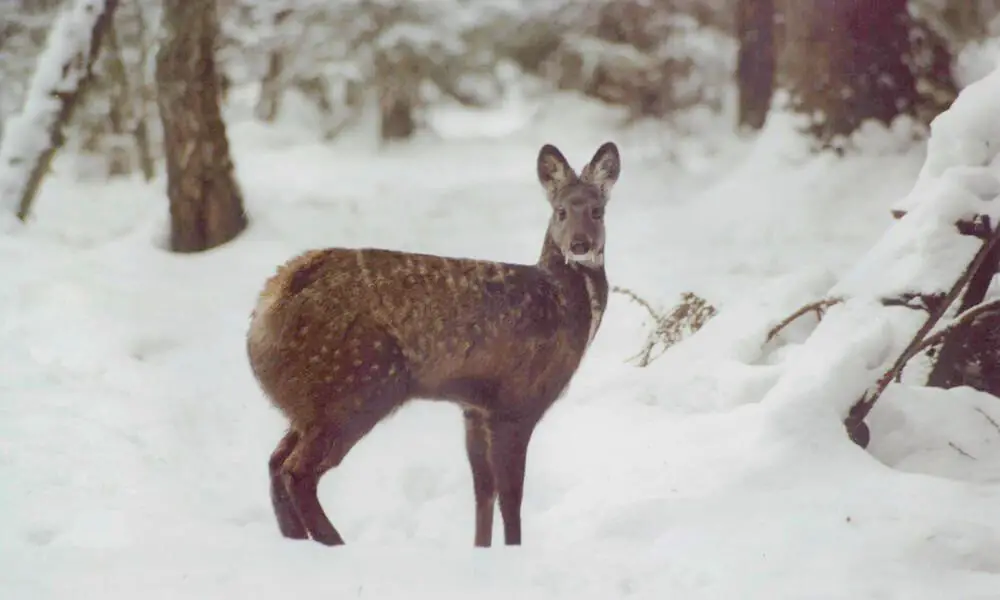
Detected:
[{"left": 220, "top": 0, "right": 527, "bottom": 140}]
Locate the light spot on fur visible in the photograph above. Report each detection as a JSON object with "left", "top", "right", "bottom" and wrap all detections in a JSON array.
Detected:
[
  {"left": 247, "top": 286, "right": 279, "bottom": 349},
  {"left": 583, "top": 272, "right": 603, "bottom": 347}
]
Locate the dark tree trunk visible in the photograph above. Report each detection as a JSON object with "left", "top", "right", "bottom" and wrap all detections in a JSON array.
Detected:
[
  {"left": 155, "top": 0, "right": 247, "bottom": 253},
  {"left": 736, "top": 0, "right": 775, "bottom": 131},
  {"left": 777, "top": 0, "right": 956, "bottom": 148}
]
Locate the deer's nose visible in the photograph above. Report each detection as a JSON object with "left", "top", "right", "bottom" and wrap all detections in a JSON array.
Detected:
[{"left": 569, "top": 237, "right": 591, "bottom": 255}]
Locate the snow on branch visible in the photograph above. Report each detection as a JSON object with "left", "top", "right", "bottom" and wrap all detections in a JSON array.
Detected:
[
  {"left": 0, "top": 0, "right": 119, "bottom": 222},
  {"left": 755, "top": 64, "right": 1000, "bottom": 449}
]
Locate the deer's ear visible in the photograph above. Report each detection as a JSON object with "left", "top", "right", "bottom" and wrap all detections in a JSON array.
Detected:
[
  {"left": 537, "top": 144, "right": 576, "bottom": 201},
  {"left": 580, "top": 141, "right": 620, "bottom": 197}
]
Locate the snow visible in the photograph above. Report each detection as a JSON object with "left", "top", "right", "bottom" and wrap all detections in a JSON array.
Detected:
[
  {"left": 3, "top": 69, "right": 1000, "bottom": 598},
  {"left": 0, "top": 0, "right": 110, "bottom": 215},
  {"left": 754, "top": 62, "right": 1000, "bottom": 439}
]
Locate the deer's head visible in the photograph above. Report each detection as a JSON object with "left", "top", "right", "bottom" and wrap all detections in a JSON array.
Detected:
[{"left": 537, "top": 142, "right": 620, "bottom": 269}]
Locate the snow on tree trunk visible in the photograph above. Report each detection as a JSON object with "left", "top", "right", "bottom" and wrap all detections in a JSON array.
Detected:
[
  {"left": 757, "top": 65, "right": 1000, "bottom": 449},
  {"left": 0, "top": 0, "right": 119, "bottom": 223},
  {"left": 156, "top": 0, "right": 247, "bottom": 253}
]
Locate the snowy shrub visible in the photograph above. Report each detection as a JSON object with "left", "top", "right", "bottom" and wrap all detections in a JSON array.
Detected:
[
  {"left": 218, "top": 0, "right": 529, "bottom": 140},
  {"left": 614, "top": 287, "right": 718, "bottom": 366}
]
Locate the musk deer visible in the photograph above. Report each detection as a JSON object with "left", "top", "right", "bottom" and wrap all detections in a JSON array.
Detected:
[{"left": 247, "top": 141, "right": 621, "bottom": 547}]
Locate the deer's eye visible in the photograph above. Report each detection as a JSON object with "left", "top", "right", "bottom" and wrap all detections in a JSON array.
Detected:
[
  {"left": 556, "top": 208, "right": 567, "bottom": 221},
  {"left": 591, "top": 207, "right": 604, "bottom": 220}
]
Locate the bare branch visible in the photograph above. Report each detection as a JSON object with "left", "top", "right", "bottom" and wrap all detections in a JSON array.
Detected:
[
  {"left": 975, "top": 407, "right": 1000, "bottom": 436},
  {"left": 765, "top": 297, "right": 844, "bottom": 343}
]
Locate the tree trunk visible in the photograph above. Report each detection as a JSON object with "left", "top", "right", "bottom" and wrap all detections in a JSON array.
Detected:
[
  {"left": 254, "top": 9, "right": 292, "bottom": 123},
  {"left": 0, "top": 0, "right": 119, "bottom": 222},
  {"left": 104, "top": 19, "right": 132, "bottom": 177},
  {"left": 155, "top": 0, "right": 247, "bottom": 253},
  {"left": 777, "top": 0, "right": 956, "bottom": 148},
  {"left": 736, "top": 0, "right": 775, "bottom": 131},
  {"left": 130, "top": 1, "right": 156, "bottom": 182},
  {"left": 376, "top": 52, "right": 420, "bottom": 144}
]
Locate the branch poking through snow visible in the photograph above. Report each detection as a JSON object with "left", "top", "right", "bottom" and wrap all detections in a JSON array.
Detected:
[
  {"left": 974, "top": 407, "right": 1000, "bottom": 436},
  {"left": 765, "top": 297, "right": 844, "bottom": 343}
]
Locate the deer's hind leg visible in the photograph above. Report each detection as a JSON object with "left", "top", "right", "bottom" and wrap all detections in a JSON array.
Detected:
[
  {"left": 269, "top": 429, "right": 307, "bottom": 539},
  {"left": 278, "top": 330, "right": 412, "bottom": 546}
]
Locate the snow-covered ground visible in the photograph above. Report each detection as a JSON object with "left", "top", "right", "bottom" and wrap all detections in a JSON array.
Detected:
[{"left": 3, "top": 80, "right": 1000, "bottom": 599}]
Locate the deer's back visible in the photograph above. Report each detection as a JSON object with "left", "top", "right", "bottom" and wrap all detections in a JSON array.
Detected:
[{"left": 248, "top": 247, "right": 593, "bottom": 421}]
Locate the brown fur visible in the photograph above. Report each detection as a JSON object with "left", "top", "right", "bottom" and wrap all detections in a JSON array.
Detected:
[{"left": 247, "top": 141, "right": 621, "bottom": 547}]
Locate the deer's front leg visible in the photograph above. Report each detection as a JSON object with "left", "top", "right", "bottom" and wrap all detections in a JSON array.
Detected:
[
  {"left": 489, "top": 415, "right": 537, "bottom": 546},
  {"left": 464, "top": 409, "right": 496, "bottom": 547}
]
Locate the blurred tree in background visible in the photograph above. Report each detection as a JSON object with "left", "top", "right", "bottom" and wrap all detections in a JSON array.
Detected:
[
  {"left": 736, "top": 0, "right": 773, "bottom": 130},
  {"left": 1, "top": 0, "right": 1000, "bottom": 241},
  {"left": 776, "top": 0, "right": 956, "bottom": 150},
  {"left": 156, "top": 0, "right": 247, "bottom": 252}
]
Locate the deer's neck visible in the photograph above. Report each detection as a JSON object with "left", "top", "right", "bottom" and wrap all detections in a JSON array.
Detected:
[{"left": 538, "top": 234, "right": 609, "bottom": 348}]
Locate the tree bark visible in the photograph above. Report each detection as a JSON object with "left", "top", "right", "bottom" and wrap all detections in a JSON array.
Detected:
[
  {"left": 376, "top": 52, "right": 420, "bottom": 144},
  {"left": 736, "top": 0, "right": 775, "bottom": 131},
  {"left": 0, "top": 0, "right": 119, "bottom": 222},
  {"left": 155, "top": 0, "right": 247, "bottom": 253},
  {"left": 254, "top": 9, "right": 292, "bottom": 123},
  {"left": 777, "top": 0, "right": 956, "bottom": 148}
]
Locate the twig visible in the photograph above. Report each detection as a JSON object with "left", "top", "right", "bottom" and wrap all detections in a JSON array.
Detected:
[
  {"left": 612, "top": 287, "right": 717, "bottom": 367},
  {"left": 948, "top": 441, "right": 976, "bottom": 460},
  {"left": 975, "top": 407, "right": 1000, "bottom": 436},
  {"left": 612, "top": 285, "right": 660, "bottom": 323},
  {"left": 765, "top": 297, "right": 844, "bottom": 343},
  {"left": 613, "top": 286, "right": 665, "bottom": 366}
]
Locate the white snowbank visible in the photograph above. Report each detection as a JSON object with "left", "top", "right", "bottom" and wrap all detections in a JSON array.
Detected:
[{"left": 1, "top": 83, "right": 999, "bottom": 599}]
